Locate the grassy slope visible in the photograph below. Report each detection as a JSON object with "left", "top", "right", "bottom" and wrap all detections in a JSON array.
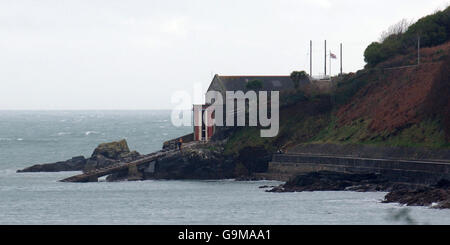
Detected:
[
  {"left": 312, "top": 116, "right": 448, "bottom": 148},
  {"left": 224, "top": 91, "right": 332, "bottom": 155}
]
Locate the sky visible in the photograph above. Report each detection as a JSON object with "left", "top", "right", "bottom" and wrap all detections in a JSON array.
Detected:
[{"left": 0, "top": 0, "right": 449, "bottom": 110}]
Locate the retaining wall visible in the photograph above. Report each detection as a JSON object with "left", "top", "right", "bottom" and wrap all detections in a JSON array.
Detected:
[{"left": 266, "top": 154, "right": 450, "bottom": 184}]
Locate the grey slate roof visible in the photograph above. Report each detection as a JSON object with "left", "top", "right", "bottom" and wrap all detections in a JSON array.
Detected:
[{"left": 207, "top": 75, "right": 308, "bottom": 93}]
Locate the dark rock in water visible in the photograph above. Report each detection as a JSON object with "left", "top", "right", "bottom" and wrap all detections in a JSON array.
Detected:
[
  {"left": 258, "top": 185, "right": 277, "bottom": 189},
  {"left": 85, "top": 140, "right": 140, "bottom": 172},
  {"left": 91, "top": 139, "right": 130, "bottom": 159},
  {"left": 83, "top": 155, "right": 119, "bottom": 173},
  {"left": 383, "top": 180, "right": 450, "bottom": 209},
  {"left": 235, "top": 175, "right": 267, "bottom": 181},
  {"left": 267, "top": 170, "right": 450, "bottom": 209},
  {"left": 17, "top": 139, "right": 140, "bottom": 173},
  {"left": 268, "top": 171, "right": 391, "bottom": 192},
  {"left": 17, "top": 156, "right": 86, "bottom": 172}
]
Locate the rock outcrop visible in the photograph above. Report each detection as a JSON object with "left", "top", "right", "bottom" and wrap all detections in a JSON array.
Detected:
[
  {"left": 83, "top": 139, "right": 140, "bottom": 172},
  {"left": 17, "top": 139, "right": 140, "bottom": 173},
  {"left": 383, "top": 179, "right": 450, "bottom": 209},
  {"left": 104, "top": 142, "right": 236, "bottom": 182},
  {"left": 267, "top": 171, "right": 399, "bottom": 192},
  {"left": 152, "top": 145, "right": 235, "bottom": 180},
  {"left": 267, "top": 171, "right": 450, "bottom": 209},
  {"left": 91, "top": 139, "right": 131, "bottom": 159},
  {"left": 17, "top": 156, "right": 87, "bottom": 172}
]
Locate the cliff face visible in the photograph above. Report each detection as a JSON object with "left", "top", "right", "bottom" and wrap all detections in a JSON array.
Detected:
[
  {"left": 424, "top": 47, "right": 450, "bottom": 141},
  {"left": 150, "top": 145, "right": 235, "bottom": 180},
  {"left": 221, "top": 42, "right": 450, "bottom": 166},
  {"left": 103, "top": 142, "right": 237, "bottom": 182},
  {"left": 332, "top": 42, "right": 450, "bottom": 146}
]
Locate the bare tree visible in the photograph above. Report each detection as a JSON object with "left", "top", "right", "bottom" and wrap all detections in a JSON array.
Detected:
[{"left": 379, "top": 19, "right": 413, "bottom": 42}]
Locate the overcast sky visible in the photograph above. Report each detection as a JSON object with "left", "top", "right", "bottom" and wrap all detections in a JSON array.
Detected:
[{"left": 1, "top": 0, "right": 448, "bottom": 110}]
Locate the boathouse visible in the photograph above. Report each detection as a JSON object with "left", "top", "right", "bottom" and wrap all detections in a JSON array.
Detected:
[{"left": 193, "top": 74, "right": 306, "bottom": 141}]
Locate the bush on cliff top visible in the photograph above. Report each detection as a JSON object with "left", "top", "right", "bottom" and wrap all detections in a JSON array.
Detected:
[
  {"left": 364, "top": 6, "right": 450, "bottom": 67},
  {"left": 290, "top": 71, "right": 308, "bottom": 88}
]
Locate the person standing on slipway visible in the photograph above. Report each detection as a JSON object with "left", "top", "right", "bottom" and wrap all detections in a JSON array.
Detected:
[{"left": 177, "top": 138, "right": 183, "bottom": 151}]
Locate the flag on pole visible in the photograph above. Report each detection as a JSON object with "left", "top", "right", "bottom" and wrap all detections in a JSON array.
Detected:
[{"left": 330, "top": 52, "right": 337, "bottom": 59}]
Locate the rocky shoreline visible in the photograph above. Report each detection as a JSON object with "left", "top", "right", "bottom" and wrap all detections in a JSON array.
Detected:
[
  {"left": 383, "top": 180, "right": 450, "bottom": 209},
  {"left": 267, "top": 171, "right": 450, "bottom": 209},
  {"left": 17, "top": 139, "right": 450, "bottom": 209},
  {"left": 17, "top": 139, "right": 238, "bottom": 181},
  {"left": 17, "top": 139, "right": 141, "bottom": 173}
]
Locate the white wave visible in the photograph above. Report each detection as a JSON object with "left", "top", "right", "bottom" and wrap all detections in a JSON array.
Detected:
[
  {"left": 85, "top": 131, "right": 100, "bottom": 136},
  {"left": 16, "top": 138, "right": 23, "bottom": 141},
  {"left": 57, "top": 132, "right": 71, "bottom": 136}
]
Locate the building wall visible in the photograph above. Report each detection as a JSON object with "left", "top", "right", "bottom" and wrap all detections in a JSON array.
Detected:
[{"left": 193, "top": 104, "right": 214, "bottom": 141}]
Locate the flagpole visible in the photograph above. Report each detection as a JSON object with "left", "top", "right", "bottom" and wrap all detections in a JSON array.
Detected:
[
  {"left": 329, "top": 50, "right": 331, "bottom": 77},
  {"left": 324, "top": 40, "right": 326, "bottom": 76},
  {"left": 340, "top": 43, "right": 343, "bottom": 75},
  {"left": 310, "top": 40, "right": 312, "bottom": 77}
]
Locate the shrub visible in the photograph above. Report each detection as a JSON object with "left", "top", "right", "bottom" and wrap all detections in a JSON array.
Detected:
[
  {"left": 364, "top": 42, "right": 383, "bottom": 66},
  {"left": 290, "top": 71, "right": 309, "bottom": 88},
  {"left": 364, "top": 6, "right": 450, "bottom": 67}
]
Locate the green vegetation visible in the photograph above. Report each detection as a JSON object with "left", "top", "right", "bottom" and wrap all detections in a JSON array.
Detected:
[
  {"left": 312, "top": 117, "right": 448, "bottom": 148},
  {"left": 331, "top": 70, "right": 374, "bottom": 106},
  {"left": 290, "top": 71, "right": 308, "bottom": 88},
  {"left": 224, "top": 113, "right": 332, "bottom": 156},
  {"left": 224, "top": 90, "right": 332, "bottom": 156},
  {"left": 364, "top": 6, "right": 450, "bottom": 67},
  {"left": 279, "top": 89, "right": 308, "bottom": 107},
  {"left": 223, "top": 62, "right": 449, "bottom": 156},
  {"left": 223, "top": 8, "right": 450, "bottom": 156}
]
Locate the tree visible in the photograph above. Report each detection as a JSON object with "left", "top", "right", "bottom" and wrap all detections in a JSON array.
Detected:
[
  {"left": 363, "top": 5, "right": 450, "bottom": 67},
  {"left": 290, "top": 71, "right": 308, "bottom": 88},
  {"left": 379, "top": 19, "right": 412, "bottom": 42},
  {"left": 364, "top": 42, "right": 383, "bottom": 66}
]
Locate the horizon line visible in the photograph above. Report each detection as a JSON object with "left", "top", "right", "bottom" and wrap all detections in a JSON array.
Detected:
[{"left": 0, "top": 109, "right": 179, "bottom": 111}]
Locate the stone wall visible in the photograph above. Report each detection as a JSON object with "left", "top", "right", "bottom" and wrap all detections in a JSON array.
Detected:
[
  {"left": 265, "top": 153, "right": 450, "bottom": 184},
  {"left": 288, "top": 143, "right": 450, "bottom": 160}
]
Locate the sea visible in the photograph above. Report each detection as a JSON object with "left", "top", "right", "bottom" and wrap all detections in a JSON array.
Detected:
[{"left": 0, "top": 110, "right": 449, "bottom": 225}]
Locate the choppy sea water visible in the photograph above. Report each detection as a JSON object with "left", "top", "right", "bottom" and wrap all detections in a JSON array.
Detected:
[{"left": 0, "top": 111, "right": 449, "bottom": 224}]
